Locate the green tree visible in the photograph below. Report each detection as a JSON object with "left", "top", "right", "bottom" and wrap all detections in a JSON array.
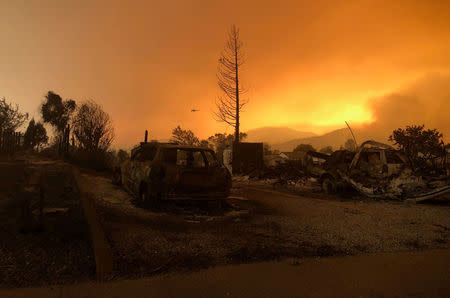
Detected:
[
  {"left": 199, "top": 139, "right": 212, "bottom": 148},
  {"left": 72, "top": 100, "right": 114, "bottom": 152},
  {"left": 170, "top": 125, "right": 200, "bottom": 146},
  {"left": 293, "top": 144, "right": 315, "bottom": 152},
  {"left": 207, "top": 132, "right": 247, "bottom": 152},
  {"left": 389, "top": 124, "right": 445, "bottom": 171},
  {"left": 344, "top": 139, "right": 356, "bottom": 151},
  {"left": 23, "top": 119, "right": 48, "bottom": 150},
  {"left": 207, "top": 132, "right": 247, "bottom": 161},
  {"left": 319, "top": 146, "right": 333, "bottom": 154},
  {"left": 0, "top": 97, "right": 28, "bottom": 131},
  {"left": 41, "top": 91, "right": 76, "bottom": 133}
]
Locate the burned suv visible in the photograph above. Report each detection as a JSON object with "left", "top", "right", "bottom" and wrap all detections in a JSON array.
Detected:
[{"left": 113, "top": 142, "right": 231, "bottom": 204}]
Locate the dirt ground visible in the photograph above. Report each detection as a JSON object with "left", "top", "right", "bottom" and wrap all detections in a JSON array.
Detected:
[
  {"left": 0, "top": 160, "right": 95, "bottom": 289},
  {"left": 1, "top": 157, "right": 449, "bottom": 288},
  {"left": 82, "top": 171, "right": 450, "bottom": 280}
]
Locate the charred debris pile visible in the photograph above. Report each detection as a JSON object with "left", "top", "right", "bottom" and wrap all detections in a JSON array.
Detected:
[{"left": 250, "top": 140, "right": 450, "bottom": 201}]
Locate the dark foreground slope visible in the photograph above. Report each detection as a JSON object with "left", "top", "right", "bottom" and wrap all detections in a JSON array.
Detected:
[{"left": 0, "top": 160, "right": 95, "bottom": 288}]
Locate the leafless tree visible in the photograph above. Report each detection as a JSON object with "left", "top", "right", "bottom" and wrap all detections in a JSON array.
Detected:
[
  {"left": 72, "top": 100, "right": 114, "bottom": 152},
  {"left": 0, "top": 97, "right": 28, "bottom": 131},
  {"left": 214, "top": 25, "right": 248, "bottom": 144}
]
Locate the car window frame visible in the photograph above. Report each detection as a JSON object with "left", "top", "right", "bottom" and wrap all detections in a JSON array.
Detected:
[
  {"left": 191, "top": 150, "right": 207, "bottom": 168},
  {"left": 165, "top": 148, "right": 208, "bottom": 169},
  {"left": 203, "top": 150, "right": 219, "bottom": 168}
]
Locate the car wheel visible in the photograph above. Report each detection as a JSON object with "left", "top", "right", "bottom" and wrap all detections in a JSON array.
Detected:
[
  {"left": 140, "top": 190, "right": 147, "bottom": 205},
  {"left": 140, "top": 183, "right": 160, "bottom": 208},
  {"left": 149, "top": 192, "right": 160, "bottom": 208},
  {"left": 322, "top": 177, "right": 337, "bottom": 194},
  {"left": 139, "top": 183, "right": 150, "bottom": 206}
]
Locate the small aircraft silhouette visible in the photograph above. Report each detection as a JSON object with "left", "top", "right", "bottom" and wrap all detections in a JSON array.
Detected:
[{"left": 191, "top": 109, "right": 200, "bottom": 112}]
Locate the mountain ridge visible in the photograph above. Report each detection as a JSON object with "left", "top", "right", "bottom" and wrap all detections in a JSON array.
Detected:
[
  {"left": 271, "top": 128, "right": 353, "bottom": 152},
  {"left": 245, "top": 126, "right": 316, "bottom": 144}
]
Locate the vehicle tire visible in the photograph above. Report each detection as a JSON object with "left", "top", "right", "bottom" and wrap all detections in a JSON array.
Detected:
[
  {"left": 140, "top": 183, "right": 160, "bottom": 208},
  {"left": 139, "top": 183, "right": 149, "bottom": 207},
  {"left": 321, "top": 177, "right": 337, "bottom": 194},
  {"left": 112, "top": 168, "right": 122, "bottom": 185},
  {"left": 148, "top": 192, "right": 160, "bottom": 208}
]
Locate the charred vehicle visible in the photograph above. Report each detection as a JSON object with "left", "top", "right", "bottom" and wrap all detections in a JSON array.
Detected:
[
  {"left": 113, "top": 142, "right": 232, "bottom": 204},
  {"left": 304, "top": 149, "right": 354, "bottom": 192},
  {"left": 307, "top": 140, "right": 450, "bottom": 200}
]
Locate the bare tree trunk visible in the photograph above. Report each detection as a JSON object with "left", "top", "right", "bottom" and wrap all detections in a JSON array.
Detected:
[
  {"left": 234, "top": 30, "right": 240, "bottom": 145},
  {"left": 214, "top": 25, "right": 248, "bottom": 174},
  {"left": 214, "top": 25, "right": 247, "bottom": 138}
]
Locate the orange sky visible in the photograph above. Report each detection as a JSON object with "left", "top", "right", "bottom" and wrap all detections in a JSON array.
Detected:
[{"left": 1, "top": 0, "right": 449, "bottom": 148}]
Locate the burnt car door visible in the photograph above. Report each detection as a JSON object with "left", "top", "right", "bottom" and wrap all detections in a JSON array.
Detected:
[
  {"left": 384, "top": 150, "right": 407, "bottom": 176},
  {"left": 178, "top": 149, "right": 213, "bottom": 192},
  {"left": 203, "top": 150, "right": 229, "bottom": 189},
  {"left": 122, "top": 149, "right": 139, "bottom": 193},
  {"left": 130, "top": 146, "right": 157, "bottom": 194},
  {"left": 126, "top": 150, "right": 142, "bottom": 194},
  {"left": 162, "top": 148, "right": 213, "bottom": 192},
  {"left": 350, "top": 150, "right": 385, "bottom": 178}
]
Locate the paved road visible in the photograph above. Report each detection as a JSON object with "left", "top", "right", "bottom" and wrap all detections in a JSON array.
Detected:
[{"left": 2, "top": 249, "right": 449, "bottom": 297}]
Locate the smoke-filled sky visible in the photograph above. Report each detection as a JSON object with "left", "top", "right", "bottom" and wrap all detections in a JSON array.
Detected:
[{"left": 1, "top": 0, "right": 449, "bottom": 148}]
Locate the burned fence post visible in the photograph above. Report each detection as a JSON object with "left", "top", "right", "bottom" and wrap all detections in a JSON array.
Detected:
[
  {"left": 58, "top": 135, "right": 62, "bottom": 156},
  {"left": 0, "top": 128, "right": 3, "bottom": 153},
  {"left": 65, "top": 124, "right": 70, "bottom": 153},
  {"left": 15, "top": 132, "right": 21, "bottom": 152}
]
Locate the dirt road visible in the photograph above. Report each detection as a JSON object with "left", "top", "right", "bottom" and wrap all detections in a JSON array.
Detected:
[
  {"left": 239, "top": 184, "right": 450, "bottom": 253},
  {"left": 82, "top": 172, "right": 450, "bottom": 280}
]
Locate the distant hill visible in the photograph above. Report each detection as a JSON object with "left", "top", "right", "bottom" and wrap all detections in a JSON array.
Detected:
[
  {"left": 245, "top": 126, "right": 316, "bottom": 144},
  {"left": 272, "top": 128, "right": 354, "bottom": 151}
]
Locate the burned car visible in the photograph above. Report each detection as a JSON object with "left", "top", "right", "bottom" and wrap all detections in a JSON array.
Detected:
[
  {"left": 113, "top": 142, "right": 231, "bottom": 204},
  {"left": 305, "top": 141, "right": 409, "bottom": 194},
  {"left": 308, "top": 140, "right": 450, "bottom": 200}
]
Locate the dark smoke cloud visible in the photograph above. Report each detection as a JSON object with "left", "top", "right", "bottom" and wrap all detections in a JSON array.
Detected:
[{"left": 356, "top": 73, "right": 450, "bottom": 143}]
